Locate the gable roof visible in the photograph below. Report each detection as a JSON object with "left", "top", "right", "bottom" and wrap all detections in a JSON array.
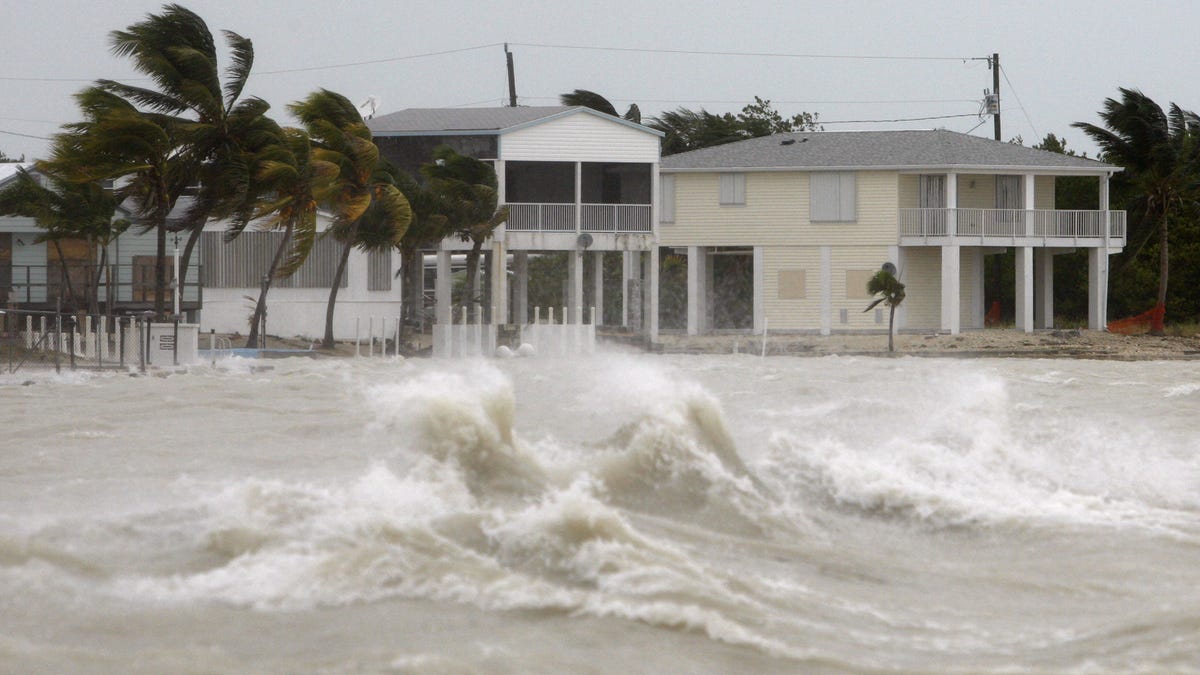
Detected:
[
  {"left": 0, "top": 162, "right": 33, "bottom": 188},
  {"left": 366, "top": 105, "right": 662, "bottom": 137},
  {"left": 661, "top": 129, "right": 1118, "bottom": 174}
]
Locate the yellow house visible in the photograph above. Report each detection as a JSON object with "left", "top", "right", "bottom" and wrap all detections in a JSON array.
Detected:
[{"left": 658, "top": 130, "right": 1124, "bottom": 336}]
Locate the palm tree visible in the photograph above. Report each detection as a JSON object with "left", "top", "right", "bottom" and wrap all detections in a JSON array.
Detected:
[
  {"left": 235, "top": 126, "right": 340, "bottom": 348},
  {"left": 1073, "top": 88, "right": 1200, "bottom": 333},
  {"left": 0, "top": 166, "right": 130, "bottom": 313},
  {"left": 864, "top": 268, "right": 906, "bottom": 352},
  {"left": 290, "top": 89, "right": 411, "bottom": 349},
  {"left": 421, "top": 146, "right": 508, "bottom": 312},
  {"left": 560, "top": 89, "right": 641, "bottom": 123},
  {"left": 394, "top": 171, "right": 452, "bottom": 347},
  {"left": 101, "top": 4, "right": 273, "bottom": 310},
  {"left": 42, "top": 86, "right": 187, "bottom": 318}
]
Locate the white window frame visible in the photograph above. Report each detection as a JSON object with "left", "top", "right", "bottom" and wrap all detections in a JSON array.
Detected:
[
  {"left": 809, "top": 172, "right": 856, "bottom": 222},
  {"left": 718, "top": 173, "right": 745, "bottom": 206}
]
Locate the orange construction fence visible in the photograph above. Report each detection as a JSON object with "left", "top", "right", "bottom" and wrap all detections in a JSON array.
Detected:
[{"left": 1107, "top": 304, "right": 1166, "bottom": 334}]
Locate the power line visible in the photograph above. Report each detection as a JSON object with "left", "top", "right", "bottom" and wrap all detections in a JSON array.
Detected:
[
  {"left": 509, "top": 42, "right": 985, "bottom": 62},
  {"left": 253, "top": 43, "right": 503, "bottom": 76},
  {"left": 524, "top": 95, "right": 979, "bottom": 105},
  {"left": 808, "top": 113, "right": 979, "bottom": 125},
  {"left": 0, "top": 128, "right": 51, "bottom": 140},
  {"left": 998, "top": 64, "right": 1040, "bottom": 141}
]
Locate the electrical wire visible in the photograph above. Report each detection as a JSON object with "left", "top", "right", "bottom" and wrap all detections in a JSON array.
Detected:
[
  {"left": 817, "top": 113, "right": 979, "bottom": 125},
  {"left": 0, "top": 129, "right": 51, "bottom": 140},
  {"left": 523, "top": 95, "right": 980, "bottom": 105},
  {"left": 253, "top": 43, "right": 503, "bottom": 76},
  {"left": 999, "top": 64, "right": 1040, "bottom": 141},
  {"left": 508, "top": 42, "right": 985, "bottom": 62}
]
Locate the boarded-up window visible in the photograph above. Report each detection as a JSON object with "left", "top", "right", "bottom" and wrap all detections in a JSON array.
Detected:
[
  {"left": 845, "top": 270, "right": 875, "bottom": 300},
  {"left": 201, "top": 232, "right": 345, "bottom": 289},
  {"left": 368, "top": 248, "right": 391, "bottom": 291},
  {"left": 810, "top": 172, "right": 856, "bottom": 222},
  {"left": 718, "top": 173, "right": 745, "bottom": 205},
  {"left": 919, "top": 175, "right": 946, "bottom": 208},
  {"left": 777, "top": 269, "right": 807, "bottom": 299},
  {"left": 660, "top": 175, "right": 676, "bottom": 222}
]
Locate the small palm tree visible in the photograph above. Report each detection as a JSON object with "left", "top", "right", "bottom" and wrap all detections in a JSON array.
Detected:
[{"left": 864, "top": 268, "right": 905, "bottom": 352}]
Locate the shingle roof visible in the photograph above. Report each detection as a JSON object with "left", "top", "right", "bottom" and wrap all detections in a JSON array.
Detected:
[
  {"left": 661, "top": 129, "right": 1117, "bottom": 173},
  {"left": 366, "top": 106, "right": 577, "bottom": 134}
]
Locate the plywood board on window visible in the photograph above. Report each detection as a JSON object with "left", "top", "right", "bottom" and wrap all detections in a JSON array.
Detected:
[
  {"left": 845, "top": 270, "right": 875, "bottom": 300},
  {"left": 778, "top": 269, "right": 807, "bottom": 299}
]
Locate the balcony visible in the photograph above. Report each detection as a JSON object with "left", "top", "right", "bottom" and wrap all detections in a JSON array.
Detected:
[
  {"left": 505, "top": 203, "right": 653, "bottom": 233},
  {"left": 898, "top": 208, "right": 1127, "bottom": 246}
]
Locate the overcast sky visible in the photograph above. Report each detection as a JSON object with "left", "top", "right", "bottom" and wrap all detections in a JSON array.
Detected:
[{"left": 3, "top": 0, "right": 1198, "bottom": 162}]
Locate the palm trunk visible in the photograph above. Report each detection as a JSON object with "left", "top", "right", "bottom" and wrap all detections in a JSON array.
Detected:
[
  {"left": 462, "top": 238, "right": 485, "bottom": 309},
  {"left": 246, "top": 225, "right": 293, "bottom": 349},
  {"left": 398, "top": 246, "right": 421, "bottom": 349},
  {"left": 177, "top": 225, "right": 205, "bottom": 318},
  {"left": 887, "top": 304, "right": 896, "bottom": 352},
  {"left": 1153, "top": 212, "right": 1168, "bottom": 334},
  {"left": 50, "top": 240, "right": 77, "bottom": 309},
  {"left": 91, "top": 244, "right": 106, "bottom": 317},
  {"left": 321, "top": 232, "right": 356, "bottom": 349},
  {"left": 154, "top": 222, "right": 167, "bottom": 319}
]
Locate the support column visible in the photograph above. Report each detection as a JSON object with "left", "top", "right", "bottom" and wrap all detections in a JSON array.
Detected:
[
  {"left": 687, "top": 245, "right": 707, "bottom": 335},
  {"left": 593, "top": 251, "right": 604, "bottom": 325},
  {"left": 513, "top": 251, "right": 528, "bottom": 325},
  {"left": 435, "top": 249, "right": 451, "bottom": 325},
  {"left": 892, "top": 245, "right": 907, "bottom": 331},
  {"left": 568, "top": 249, "right": 583, "bottom": 323},
  {"left": 1099, "top": 173, "right": 1111, "bottom": 328},
  {"left": 491, "top": 240, "right": 507, "bottom": 324},
  {"left": 1023, "top": 174, "right": 1037, "bottom": 237},
  {"left": 1034, "top": 248, "right": 1054, "bottom": 329},
  {"left": 1088, "top": 247, "right": 1108, "bottom": 330},
  {"left": 645, "top": 248, "right": 659, "bottom": 339},
  {"left": 940, "top": 244, "right": 960, "bottom": 334},
  {"left": 753, "top": 246, "right": 764, "bottom": 333},
  {"left": 819, "top": 246, "right": 832, "bottom": 336},
  {"left": 574, "top": 162, "right": 582, "bottom": 234},
  {"left": 1015, "top": 246, "right": 1034, "bottom": 332},
  {"left": 946, "top": 173, "right": 958, "bottom": 236}
]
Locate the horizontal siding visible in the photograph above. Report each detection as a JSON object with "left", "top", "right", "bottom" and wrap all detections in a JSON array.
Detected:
[
  {"left": 959, "top": 246, "right": 979, "bottom": 325},
  {"left": 898, "top": 174, "right": 919, "bottom": 209},
  {"left": 902, "top": 247, "right": 940, "bottom": 330},
  {"left": 500, "top": 114, "right": 660, "bottom": 163},
  {"left": 762, "top": 246, "right": 822, "bottom": 329},
  {"left": 1035, "top": 175, "right": 1055, "bottom": 210},
  {"left": 0, "top": 216, "right": 37, "bottom": 233},
  {"left": 661, "top": 170, "right": 899, "bottom": 248},
  {"left": 832, "top": 246, "right": 891, "bottom": 330},
  {"left": 957, "top": 175, "right": 995, "bottom": 209}
]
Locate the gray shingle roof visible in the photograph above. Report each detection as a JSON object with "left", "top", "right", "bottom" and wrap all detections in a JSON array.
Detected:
[
  {"left": 661, "top": 129, "right": 1117, "bottom": 173},
  {"left": 366, "top": 106, "right": 576, "bottom": 134}
]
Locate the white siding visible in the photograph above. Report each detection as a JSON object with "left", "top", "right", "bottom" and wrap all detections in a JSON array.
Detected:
[
  {"left": 810, "top": 172, "right": 856, "bottom": 222},
  {"left": 499, "top": 112, "right": 660, "bottom": 162}
]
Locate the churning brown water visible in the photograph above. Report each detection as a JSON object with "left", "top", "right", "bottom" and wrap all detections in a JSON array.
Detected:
[{"left": 1, "top": 353, "right": 1198, "bottom": 673}]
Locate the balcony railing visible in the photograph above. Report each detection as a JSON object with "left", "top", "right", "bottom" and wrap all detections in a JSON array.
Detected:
[
  {"left": 504, "top": 203, "right": 652, "bottom": 233},
  {"left": 899, "top": 208, "right": 1126, "bottom": 242},
  {"left": 0, "top": 263, "right": 202, "bottom": 307}
]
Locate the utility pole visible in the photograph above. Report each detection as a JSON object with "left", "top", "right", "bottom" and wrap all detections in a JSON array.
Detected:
[
  {"left": 991, "top": 53, "right": 1001, "bottom": 141},
  {"left": 505, "top": 43, "right": 517, "bottom": 107}
]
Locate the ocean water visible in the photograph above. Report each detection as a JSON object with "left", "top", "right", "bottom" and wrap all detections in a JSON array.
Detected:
[{"left": 1, "top": 353, "right": 1198, "bottom": 673}]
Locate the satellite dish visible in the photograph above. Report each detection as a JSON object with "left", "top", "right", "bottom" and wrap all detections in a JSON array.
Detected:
[
  {"left": 882, "top": 262, "right": 897, "bottom": 276},
  {"left": 576, "top": 233, "right": 593, "bottom": 249},
  {"left": 356, "top": 95, "right": 380, "bottom": 120}
]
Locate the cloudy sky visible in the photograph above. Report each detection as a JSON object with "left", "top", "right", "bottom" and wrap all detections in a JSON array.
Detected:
[{"left": 3, "top": 0, "right": 1197, "bottom": 162}]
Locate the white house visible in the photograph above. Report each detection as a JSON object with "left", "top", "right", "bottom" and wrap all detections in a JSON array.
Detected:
[
  {"left": 658, "top": 130, "right": 1125, "bottom": 336},
  {"left": 367, "top": 106, "right": 664, "bottom": 335}
]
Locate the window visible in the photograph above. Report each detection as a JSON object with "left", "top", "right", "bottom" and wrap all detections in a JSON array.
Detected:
[
  {"left": 718, "top": 173, "right": 745, "bottom": 205},
  {"left": 810, "top": 172, "right": 856, "bottom": 222},
  {"left": 660, "top": 174, "right": 676, "bottom": 223},
  {"left": 919, "top": 175, "right": 945, "bottom": 208},
  {"left": 368, "top": 248, "right": 391, "bottom": 291}
]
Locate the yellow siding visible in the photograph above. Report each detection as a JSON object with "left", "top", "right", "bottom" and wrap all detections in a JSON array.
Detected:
[
  {"left": 959, "top": 247, "right": 979, "bottom": 325},
  {"left": 661, "top": 170, "right": 899, "bottom": 248},
  {"left": 898, "top": 174, "right": 919, "bottom": 209},
  {"left": 957, "top": 175, "right": 995, "bottom": 209},
  {"left": 1035, "top": 176, "right": 1055, "bottom": 209},
  {"left": 763, "top": 246, "right": 822, "bottom": 329},
  {"left": 833, "top": 246, "right": 891, "bottom": 330},
  {"left": 902, "top": 247, "right": 941, "bottom": 329}
]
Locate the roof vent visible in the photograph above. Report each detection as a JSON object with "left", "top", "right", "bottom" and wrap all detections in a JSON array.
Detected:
[{"left": 780, "top": 138, "right": 795, "bottom": 145}]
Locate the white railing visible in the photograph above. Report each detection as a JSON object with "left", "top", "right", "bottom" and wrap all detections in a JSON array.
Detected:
[
  {"left": 433, "top": 304, "right": 497, "bottom": 358},
  {"left": 520, "top": 306, "right": 596, "bottom": 356},
  {"left": 581, "top": 204, "right": 652, "bottom": 233},
  {"left": 899, "top": 208, "right": 1126, "bottom": 240},
  {"left": 504, "top": 203, "right": 652, "bottom": 233},
  {"left": 506, "top": 203, "right": 576, "bottom": 232}
]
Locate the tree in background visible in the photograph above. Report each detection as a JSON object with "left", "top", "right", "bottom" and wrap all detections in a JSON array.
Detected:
[
  {"left": 290, "top": 89, "right": 411, "bottom": 348},
  {"left": 864, "top": 267, "right": 905, "bottom": 352},
  {"left": 99, "top": 3, "right": 275, "bottom": 313},
  {"left": 560, "top": 89, "right": 641, "bottom": 123},
  {"left": 1074, "top": 88, "right": 1200, "bottom": 332},
  {"left": 421, "top": 146, "right": 508, "bottom": 311}
]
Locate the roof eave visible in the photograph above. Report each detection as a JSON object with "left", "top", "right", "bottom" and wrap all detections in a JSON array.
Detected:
[{"left": 661, "top": 163, "right": 1122, "bottom": 175}]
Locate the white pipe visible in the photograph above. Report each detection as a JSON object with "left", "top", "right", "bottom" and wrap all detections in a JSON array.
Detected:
[
  {"left": 368, "top": 316, "right": 374, "bottom": 357},
  {"left": 761, "top": 318, "right": 769, "bottom": 358},
  {"left": 172, "top": 240, "right": 180, "bottom": 318},
  {"left": 355, "top": 317, "right": 360, "bottom": 357}
]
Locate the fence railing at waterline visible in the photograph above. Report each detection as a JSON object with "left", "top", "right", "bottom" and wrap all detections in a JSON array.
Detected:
[
  {"left": 519, "top": 306, "right": 596, "bottom": 357},
  {"left": 354, "top": 315, "right": 404, "bottom": 357},
  {"left": 433, "top": 304, "right": 497, "bottom": 358},
  {"left": 0, "top": 309, "right": 199, "bottom": 374}
]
